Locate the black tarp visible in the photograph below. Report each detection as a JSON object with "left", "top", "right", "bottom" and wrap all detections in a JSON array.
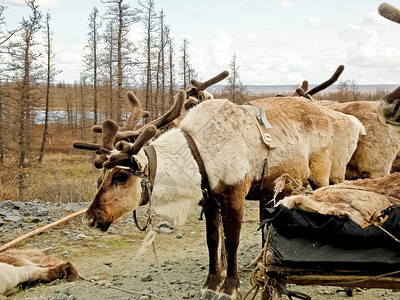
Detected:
[{"left": 261, "top": 205, "right": 400, "bottom": 272}]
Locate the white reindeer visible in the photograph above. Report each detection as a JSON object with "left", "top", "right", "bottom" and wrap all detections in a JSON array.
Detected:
[{"left": 74, "top": 87, "right": 365, "bottom": 299}]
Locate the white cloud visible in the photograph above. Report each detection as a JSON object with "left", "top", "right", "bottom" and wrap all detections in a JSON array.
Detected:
[
  {"left": 340, "top": 24, "right": 377, "bottom": 44},
  {"left": 210, "top": 31, "right": 232, "bottom": 52},
  {"left": 307, "top": 17, "right": 324, "bottom": 28},
  {"left": 278, "top": 0, "right": 295, "bottom": 9},
  {"left": 338, "top": 23, "right": 400, "bottom": 81},
  {"left": 363, "top": 11, "right": 397, "bottom": 26},
  {"left": 239, "top": 32, "right": 258, "bottom": 40},
  {"left": 4, "top": 0, "right": 59, "bottom": 7},
  {"left": 53, "top": 42, "right": 85, "bottom": 82}
]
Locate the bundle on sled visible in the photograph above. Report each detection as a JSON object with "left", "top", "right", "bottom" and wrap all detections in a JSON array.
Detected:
[{"left": 255, "top": 172, "right": 400, "bottom": 299}]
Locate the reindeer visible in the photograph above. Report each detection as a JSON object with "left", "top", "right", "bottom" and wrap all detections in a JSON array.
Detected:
[
  {"left": 0, "top": 249, "right": 78, "bottom": 297},
  {"left": 293, "top": 65, "right": 400, "bottom": 180},
  {"left": 74, "top": 81, "right": 365, "bottom": 299},
  {"left": 376, "top": 3, "right": 400, "bottom": 131}
]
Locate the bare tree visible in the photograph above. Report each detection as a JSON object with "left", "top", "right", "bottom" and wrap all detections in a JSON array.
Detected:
[
  {"left": 7, "top": 0, "right": 42, "bottom": 200},
  {"left": 38, "top": 10, "right": 56, "bottom": 164},
  {"left": 167, "top": 34, "right": 175, "bottom": 106},
  {"left": 102, "top": 0, "right": 140, "bottom": 124},
  {"left": 101, "top": 20, "right": 117, "bottom": 119},
  {"left": 223, "top": 53, "right": 247, "bottom": 104},
  {"left": 336, "top": 79, "right": 359, "bottom": 103},
  {"left": 83, "top": 7, "right": 101, "bottom": 143},
  {"left": 139, "top": 0, "right": 157, "bottom": 119},
  {"left": 180, "top": 38, "right": 189, "bottom": 89},
  {"left": 180, "top": 38, "right": 196, "bottom": 89},
  {"left": 0, "top": 5, "right": 19, "bottom": 165}
]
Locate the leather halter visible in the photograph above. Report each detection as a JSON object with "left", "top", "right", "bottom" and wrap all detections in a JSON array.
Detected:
[
  {"left": 131, "top": 144, "right": 157, "bottom": 231},
  {"left": 139, "top": 145, "right": 157, "bottom": 206},
  {"left": 183, "top": 130, "right": 220, "bottom": 208}
]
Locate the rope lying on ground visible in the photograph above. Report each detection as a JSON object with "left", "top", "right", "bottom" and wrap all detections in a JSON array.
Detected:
[
  {"left": 0, "top": 208, "right": 87, "bottom": 252},
  {"left": 79, "top": 274, "right": 166, "bottom": 300}
]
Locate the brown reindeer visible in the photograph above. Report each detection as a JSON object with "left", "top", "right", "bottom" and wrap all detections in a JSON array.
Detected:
[
  {"left": 376, "top": 3, "right": 400, "bottom": 131},
  {"left": 0, "top": 249, "right": 78, "bottom": 297},
  {"left": 293, "top": 65, "right": 400, "bottom": 180},
  {"left": 74, "top": 83, "right": 365, "bottom": 299}
]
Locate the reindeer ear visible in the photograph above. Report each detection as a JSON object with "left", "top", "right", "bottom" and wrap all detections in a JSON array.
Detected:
[{"left": 131, "top": 155, "right": 143, "bottom": 171}]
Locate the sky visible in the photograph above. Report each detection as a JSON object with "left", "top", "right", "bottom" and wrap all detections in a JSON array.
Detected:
[{"left": 1, "top": 0, "right": 400, "bottom": 86}]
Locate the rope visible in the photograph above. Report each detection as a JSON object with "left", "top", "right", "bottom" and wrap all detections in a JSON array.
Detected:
[
  {"left": 135, "top": 209, "right": 182, "bottom": 300},
  {"left": 376, "top": 225, "right": 400, "bottom": 244},
  {"left": 79, "top": 275, "right": 165, "bottom": 300},
  {"left": 243, "top": 228, "right": 271, "bottom": 300},
  {"left": 267, "top": 174, "right": 310, "bottom": 206},
  {"left": 151, "top": 241, "right": 182, "bottom": 300}
]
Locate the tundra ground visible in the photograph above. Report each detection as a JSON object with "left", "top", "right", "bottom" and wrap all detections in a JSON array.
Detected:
[{"left": 1, "top": 201, "right": 399, "bottom": 300}]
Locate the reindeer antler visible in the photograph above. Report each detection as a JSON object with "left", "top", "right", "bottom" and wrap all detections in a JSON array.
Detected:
[
  {"left": 103, "top": 125, "right": 157, "bottom": 170},
  {"left": 92, "top": 91, "right": 149, "bottom": 134},
  {"left": 293, "top": 80, "right": 309, "bottom": 97},
  {"left": 113, "top": 90, "right": 186, "bottom": 142},
  {"left": 304, "top": 65, "right": 345, "bottom": 96},
  {"left": 121, "top": 91, "right": 150, "bottom": 131},
  {"left": 94, "top": 120, "right": 119, "bottom": 168},
  {"left": 73, "top": 91, "right": 186, "bottom": 169},
  {"left": 186, "top": 70, "right": 229, "bottom": 98},
  {"left": 379, "top": 3, "right": 400, "bottom": 24},
  {"left": 73, "top": 120, "right": 119, "bottom": 168}
]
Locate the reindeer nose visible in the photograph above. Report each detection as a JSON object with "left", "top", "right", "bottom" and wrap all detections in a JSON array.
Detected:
[{"left": 83, "top": 214, "right": 96, "bottom": 228}]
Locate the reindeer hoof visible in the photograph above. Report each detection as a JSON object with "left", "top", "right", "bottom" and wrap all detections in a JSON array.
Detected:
[
  {"left": 217, "top": 293, "right": 241, "bottom": 300},
  {"left": 195, "top": 289, "right": 218, "bottom": 299}
]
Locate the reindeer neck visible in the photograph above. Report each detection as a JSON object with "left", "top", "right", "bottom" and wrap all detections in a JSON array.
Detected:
[{"left": 149, "top": 128, "right": 203, "bottom": 225}]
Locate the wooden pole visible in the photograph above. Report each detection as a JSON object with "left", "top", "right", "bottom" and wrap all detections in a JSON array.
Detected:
[{"left": 0, "top": 208, "right": 87, "bottom": 252}]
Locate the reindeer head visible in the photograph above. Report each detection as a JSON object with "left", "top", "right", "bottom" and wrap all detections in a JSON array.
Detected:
[
  {"left": 74, "top": 90, "right": 186, "bottom": 231},
  {"left": 376, "top": 3, "right": 400, "bottom": 132},
  {"left": 377, "top": 85, "right": 400, "bottom": 132}
]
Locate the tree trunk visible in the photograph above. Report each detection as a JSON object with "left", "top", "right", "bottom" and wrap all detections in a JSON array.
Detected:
[
  {"left": 0, "top": 88, "right": 3, "bottom": 165},
  {"left": 38, "top": 13, "right": 52, "bottom": 164},
  {"left": 116, "top": 0, "right": 123, "bottom": 124}
]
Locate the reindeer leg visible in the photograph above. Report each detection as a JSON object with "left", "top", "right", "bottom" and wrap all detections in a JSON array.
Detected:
[
  {"left": 219, "top": 193, "right": 244, "bottom": 300},
  {"left": 196, "top": 204, "right": 223, "bottom": 299}
]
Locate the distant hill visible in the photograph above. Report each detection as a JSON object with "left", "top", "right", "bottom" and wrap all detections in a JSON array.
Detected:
[{"left": 208, "top": 84, "right": 398, "bottom": 95}]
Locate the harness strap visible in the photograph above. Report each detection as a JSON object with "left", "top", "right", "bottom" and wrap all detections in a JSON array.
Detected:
[
  {"left": 182, "top": 130, "right": 220, "bottom": 208},
  {"left": 140, "top": 145, "right": 157, "bottom": 206}
]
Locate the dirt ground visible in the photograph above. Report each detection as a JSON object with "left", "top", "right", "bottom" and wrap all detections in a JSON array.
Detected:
[{"left": 3, "top": 201, "right": 400, "bottom": 300}]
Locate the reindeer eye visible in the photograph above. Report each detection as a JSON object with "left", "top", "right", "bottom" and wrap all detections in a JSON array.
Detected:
[
  {"left": 186, "top": 103, "right": 196, "bottom": 110},
  {"left": 113, "top": 172, "right": 129, "bottom": 185}
]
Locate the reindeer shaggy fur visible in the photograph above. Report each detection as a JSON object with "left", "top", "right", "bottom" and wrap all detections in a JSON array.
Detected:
[
  {"left": 246, "top": 97, "right": 365, "bottom": 190},
  {"left": 0, "top": 249, "right": 78, "bottom": 297},
  {"left": 279, "top": 172, "right": 400, "bottom": 226},
  {"left": 326, "top": 101, "right": 400, "bottom": 179},
  {"left": 83, "top": 94, "right": 365, "bottom": 299}
]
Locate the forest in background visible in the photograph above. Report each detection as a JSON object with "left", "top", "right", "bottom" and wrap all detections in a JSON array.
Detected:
[{"left": 0, "top": 0, "right": 390, "bottom": 203}]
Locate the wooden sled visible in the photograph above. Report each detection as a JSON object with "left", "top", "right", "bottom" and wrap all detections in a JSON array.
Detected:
[{"left": 256, "top": 205, "right": 400, "bottom": 299}]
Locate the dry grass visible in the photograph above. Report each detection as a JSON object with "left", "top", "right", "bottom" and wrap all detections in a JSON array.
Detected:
[{"left": 0, "top": 153, "right": 101, "bottom": 203}]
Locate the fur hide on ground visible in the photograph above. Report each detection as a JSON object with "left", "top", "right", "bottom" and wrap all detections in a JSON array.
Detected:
[
  {"left": 279, "top": 172, "right": 400, "bottom": 225},
  {"left": 0, "top": 248, "right": 78, "bottom": 297}
]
